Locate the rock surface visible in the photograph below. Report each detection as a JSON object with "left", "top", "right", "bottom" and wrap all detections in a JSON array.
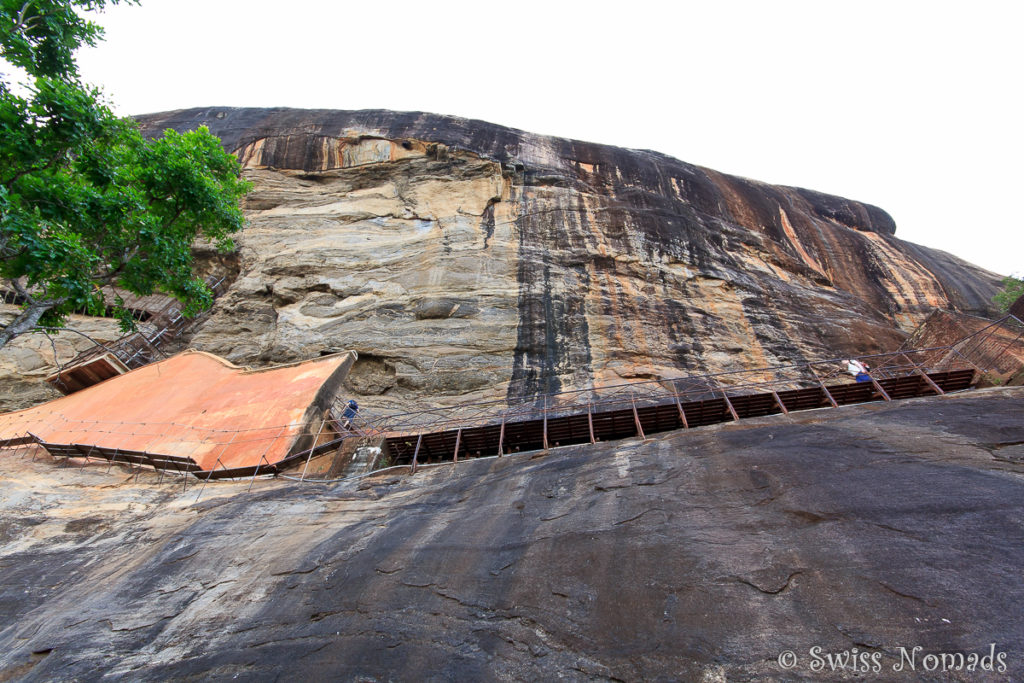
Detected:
[
  {"left": 0, "top": 387, "right": 1022, "bottom": 680},
  {"left": 0, "top": 308, "right": 125, "bottom": 412},
  {"left": 127, "top": 108, "right": 1000, "bottom": 412}
]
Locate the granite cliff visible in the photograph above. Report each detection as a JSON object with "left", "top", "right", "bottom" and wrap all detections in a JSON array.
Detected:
[
  {"left": 0, "top": 110, "right": 1019, "bottom": 682},
  {"left": 1, "top": 108, "right": 1002, "bottom": 412},
  {"left": 126, "top": 108, "right": 998, "bottom": 411}
]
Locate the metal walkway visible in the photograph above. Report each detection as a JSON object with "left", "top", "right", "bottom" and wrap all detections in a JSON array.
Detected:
[
  {"left": 384, "top": 369, "right": 977, "bottom": 469},
  {"left": 4, "top": 311, "right": 1021, "bottom": 483}
]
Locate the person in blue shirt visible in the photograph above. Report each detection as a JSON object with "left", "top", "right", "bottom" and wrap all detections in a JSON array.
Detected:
[
  {"left": 342, "top": 399, "right": 359, "bottom": 420},
  {"left": 339, "top": 401, "right": 360, "bottom": 428}
]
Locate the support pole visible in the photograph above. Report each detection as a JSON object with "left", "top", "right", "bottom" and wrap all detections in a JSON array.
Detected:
[
  {"left": 674, "top": 393, "right": 689, "bottom": 428},
  {"left": 453, "top": 428, "right": 462, "bottom": 463},
  {"left": 721, "top": 391, "right": 740, "bottom": 422},
  {"left": 411, "top": 433, "right": 423, "bottom": 473},
  {"left": 497, "top": 418, "right": 506, "bottom": 456},
  {"left": 869, "top": 376, "right": 892, "bottom": 402},
  {"left": 248, "top": 454, "right": 272, "bottom": 492},
  {"left": 199, "top": 429, "right": 239, "bottom": 485},
  {"left": 631, "top": 397, "right": 646, "bottom": 441},
  {"left": 542, "top": 397, "right": 550, "bottom": 451},
  {"left": 901, "top": 352, "right": 944, "bottom": 395},
  {"left": 771, "top": 390, "right": 789, "bottom": 415},
  {"left": 300, "top": 418, "right": 328, "bottom": 482},
  {"left": 195, "top": 456, "right": 228, "bottom": 502},
  {"left": 13, "top": 433, "right": 29, "bottom": 460},
  {"left": 105, "top": 447, "right": 119, "bottom": 473},
  {"left": 248, "top": 425, "right": 287, "bottom": 492},
  {"left": 808, "top": 365, "right": 839, "bottom": 408},
  {"left": 587, "top": 402, "right": 596, "bottom": 444}
]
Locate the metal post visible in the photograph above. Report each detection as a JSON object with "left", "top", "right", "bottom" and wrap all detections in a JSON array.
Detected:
[
  {"left": 204, "top": 429, "right": 239, "bottom": 481},
  {"left": 587, "top": 402, "right": 596, "bottom": 444},
  {"left": 247, "top": 425, "right": 287, "bottom": 492},
  {"left": 542, "top": 397, "right": 549, "bottom": 451},
  {"left": 869, "top": 376, "right": 892, "bottom": 401},
  {"left": 807, "top": 364, "right": 839, "bottom": 408},
  {"left": 674, "top": 393, "right": 689, "bottom": 428},
  {"left": 411, "top": 433, "right": 423, "bottom": 473},
  {"left": 771, "top": 390, "right": 789, "bottom": 415},
  {"left": 248, "top": 454, "right": 272, "bottom": 492},
  {"left": 195, "top": 455, "right": 226, "bottom": 502},
  {"left": 631, "top": 396, "right": 646, "bottom": 441},
  {"left": 900, "top": 353, "right": 944, "bottom": 395},
  {"left": 721, "top": 391, "right": 740, "bottom": 422},
  {"left": 13, "top": 434, "right": 30, "bottom": 460},
  {"left": 300, "top": 418, "right": 328, "bottom": 482},
  {"left": 105, "top": 447, "right": 120, "bottom": 473}
]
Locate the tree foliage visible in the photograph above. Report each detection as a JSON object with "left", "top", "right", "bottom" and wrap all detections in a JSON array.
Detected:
[
  {"left": 993, "top": 274, "right": 1023, "bottom": 314},
  {"left": 0, "top": 0, "right": 249, "bottom": 350}
]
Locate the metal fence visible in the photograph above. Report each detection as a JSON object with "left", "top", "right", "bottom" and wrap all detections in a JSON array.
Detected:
[{"left": 2, "top": 314, "right": 1022, "bottom": 488}]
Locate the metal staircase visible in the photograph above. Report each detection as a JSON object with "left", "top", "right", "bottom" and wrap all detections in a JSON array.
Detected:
[{"left": 45, "top": 276, "right": 230, "bottom": 393}]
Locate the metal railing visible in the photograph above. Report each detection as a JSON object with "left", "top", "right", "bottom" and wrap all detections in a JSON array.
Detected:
[
  {"left": 64, "top": 275, "right": 231, "bottom": 371},
  {"left": 371, "top": 345, "right": 989, "bottom": 441},
  {"left": 2, "top": 317, "right": 1021, "bottom": 487}
]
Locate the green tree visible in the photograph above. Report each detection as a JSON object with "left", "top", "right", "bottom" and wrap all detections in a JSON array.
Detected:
[
  {"left": 993, "top": 274, "right": 1023, "bottom": 314},
  {"left": 0, "top": 0, "right": 249, "bottom": 350}
]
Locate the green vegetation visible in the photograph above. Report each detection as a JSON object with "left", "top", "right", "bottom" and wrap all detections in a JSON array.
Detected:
[
  {"left": 993, "top": 274, "right": 1023, "bottom": 314},
  {"left": 0, "top": 0, "right": 249, "bottom": 350}
]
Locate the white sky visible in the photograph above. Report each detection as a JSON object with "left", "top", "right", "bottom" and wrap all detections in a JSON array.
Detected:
[{"left": 73, "top": 0, "right": 1022, "bottom": 277}]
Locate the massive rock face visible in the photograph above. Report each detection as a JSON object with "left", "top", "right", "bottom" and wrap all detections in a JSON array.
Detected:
[
  {"left": 0, "top": 108, "right": 995, "bottom": 415},
  {"left": 131, "top": 108, "right": 999, "bottom": 411},
  {"left": 1, "top": 388, "right": 1022, "bottom": 680}
]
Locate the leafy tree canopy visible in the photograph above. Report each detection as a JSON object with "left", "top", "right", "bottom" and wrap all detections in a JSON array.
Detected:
[
  {"left": 993, "top": 274, "right": 1023, "bottom": 314},
  {"left": 0, "top": 0, "right": 249, "bottom": 350}
]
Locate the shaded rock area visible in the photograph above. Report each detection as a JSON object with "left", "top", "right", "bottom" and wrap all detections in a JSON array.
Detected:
[
  {"left": 122, "top": 108, "right": 1000, "bottom": 412},
  {"left": 1, "top": 388, "right": 1022, "bottom": 681}
]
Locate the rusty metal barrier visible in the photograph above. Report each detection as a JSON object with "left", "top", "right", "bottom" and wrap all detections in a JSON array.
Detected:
[{"left": 3, "top": 323, "right": 1021, "bottom": 488}]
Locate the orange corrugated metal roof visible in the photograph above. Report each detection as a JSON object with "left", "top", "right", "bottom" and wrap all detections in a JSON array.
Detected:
[{"left": 0, "top": 350, "right": 354, "bottom": 471}]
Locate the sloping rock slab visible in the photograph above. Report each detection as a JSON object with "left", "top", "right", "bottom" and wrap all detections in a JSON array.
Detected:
[{"left": 0, "top": 388, "right": 1022, "bottom": 680}]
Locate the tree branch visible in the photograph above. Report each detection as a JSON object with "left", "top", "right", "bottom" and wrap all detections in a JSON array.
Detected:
[
  {"left": 3, "top": 143, "right": 71, "bottom": 190},
  {"left": 35, "top": 324, "right": 121, "bottom": 357},
  {"left": 10, "top": 277, "right": 37, "bottom": 304},
  {"left": 39, "top": 326, "right": 70, "bottom": 392},
  {"left": 11, "top": 1, "right": 37, "bottom": 34},
  {"left": 0, "top": 298, "right": 52, "bottom": 350}
]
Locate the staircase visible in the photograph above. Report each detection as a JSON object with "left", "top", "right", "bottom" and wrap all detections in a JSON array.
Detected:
[{"left": 45, "top": 276, "right": 230, "bottom": 393}]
